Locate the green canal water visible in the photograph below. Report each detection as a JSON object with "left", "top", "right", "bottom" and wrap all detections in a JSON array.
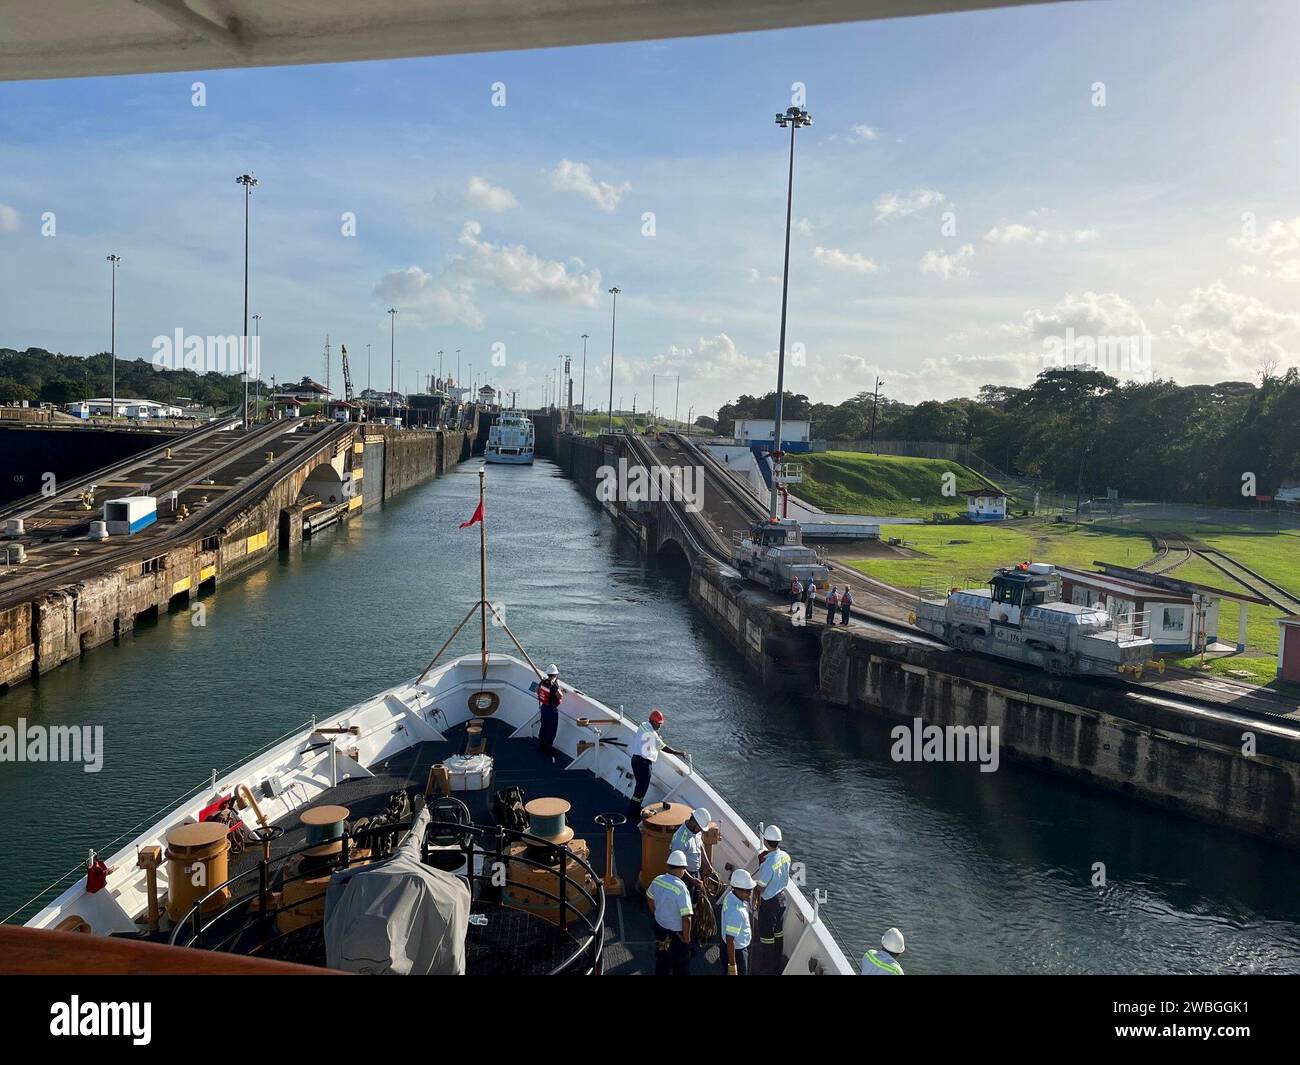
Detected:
[{"left": 3, "top": 460, "right": 1299, "bottom": 973}]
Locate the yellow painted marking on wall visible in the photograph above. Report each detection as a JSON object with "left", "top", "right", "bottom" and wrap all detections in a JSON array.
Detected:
[
  {"left": 354, "top": 441, "right": 364, "bottom": 453},
  {"left": 351, "top": 467, "right": 363, "bottom": 481},
  {"left": 199, "top": 565, "right": 216, "bottom": 582},
  {"left": 348, "top": 495, "right": 364, "bottom": 510},
  {"left": 171, "top": 577, "right": 192, "bottom": 596},
  {"left": 245, "top": 530, "right": 269, "bottom": 554}
]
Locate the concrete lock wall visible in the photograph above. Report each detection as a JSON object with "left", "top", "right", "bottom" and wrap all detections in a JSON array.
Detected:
[
  {"left": 820, "top": 628, "right": 1300, "bottom": 848},
  {"left": 684, "top": 547, "right": 1300, "bottom": 849},
  {"left": 0, "top": 425, "right": 468, "bottom": 692}
]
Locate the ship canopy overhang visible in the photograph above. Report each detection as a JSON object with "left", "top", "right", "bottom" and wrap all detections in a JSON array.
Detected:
[{"left": 2, "top": 0, "right": 1056, "bottom": 82}]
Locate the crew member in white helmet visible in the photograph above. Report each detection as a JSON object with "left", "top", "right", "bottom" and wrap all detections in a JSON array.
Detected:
[
  {"left": 722, "top": 869, "right": 755, "bottom": 975},
  {"left": 646, "top": 850, "right": 694, "bottom": 975},
  {"left": 862, "top": 927, "right": 905, "bottom": 975},
  {"left": 753, "top": 824, "right": 791, "bottom": 974},
  {"left": 669, "top": 807, "right": 715, "bottom": 900}
]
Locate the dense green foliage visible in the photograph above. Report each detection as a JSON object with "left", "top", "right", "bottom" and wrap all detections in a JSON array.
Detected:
[
  {"left": 718, "top": 368, "right": 1300, "bottom": 505},
  {"left": 0, "top": 347, "right": 263, "bottom": 409}
]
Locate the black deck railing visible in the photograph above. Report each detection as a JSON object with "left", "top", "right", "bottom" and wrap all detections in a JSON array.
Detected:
[{"left": 169, "top": 816, "right": 606, "bottom": 976}]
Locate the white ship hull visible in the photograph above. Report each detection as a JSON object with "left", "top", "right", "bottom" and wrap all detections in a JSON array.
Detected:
[{"left": 24, "top": 652, "right": 855, "bottom": 975}]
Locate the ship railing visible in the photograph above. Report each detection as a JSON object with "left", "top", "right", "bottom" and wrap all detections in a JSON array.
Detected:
[{"left": 169, "top": 815, "right": 606, "bottom": 976}]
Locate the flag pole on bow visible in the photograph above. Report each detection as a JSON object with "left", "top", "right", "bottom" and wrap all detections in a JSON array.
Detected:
[{"left": 417, "top": 462, "right": 545, "bottom": 685}]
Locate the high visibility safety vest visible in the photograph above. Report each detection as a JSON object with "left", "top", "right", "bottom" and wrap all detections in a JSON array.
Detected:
[
  {"left": 647, "top": 873, "right": 693, "bottom": 932},
  {"left": 538, "top": 679, "right": 562, "bottom": 708},
  {"left": 827, "top": 593, "right": 840, "bottom": 607},
  {"left": 862, "top": 948, "right": 903, "bottom": 975}
]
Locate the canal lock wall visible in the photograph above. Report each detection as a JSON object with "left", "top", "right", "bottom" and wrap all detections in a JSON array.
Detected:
[
  {"left": 553, "top": 431, "right": 1300, "bottom": 849},
  {"left": 0, "top": 426, "right": 467, "bottom": 693}
]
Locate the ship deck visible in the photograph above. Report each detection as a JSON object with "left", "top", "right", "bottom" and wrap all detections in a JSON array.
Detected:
[{"left": 226, "top": 715, "right": 727, "bottom": 975}]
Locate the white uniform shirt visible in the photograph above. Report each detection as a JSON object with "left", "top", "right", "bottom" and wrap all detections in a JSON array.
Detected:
[
  {"left": 756, "top": 847, "right": 791, "bottom": 901},
  {"left": 670, "top": 824, "right": 703, "bottom": 874},
  {"left": 721, "top": 892, "right": 753, "bottom": 950},
  {"left": 646, "top": 873, "right": 693, "bottom": 932},
  {"left": 636, "top": 722, "right": 667, "bottom": 762}
]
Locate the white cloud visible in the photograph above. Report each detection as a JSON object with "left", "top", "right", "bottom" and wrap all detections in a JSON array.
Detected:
[
  {"left": 984, "top": 221, "right": 1100, "bottom": 245},
  {"left": 1011, "top": 291, "right": 1148, "bottom": 341},
  {"left": 0, "top": 204, "right": 20, "bottom": 234},
  {"left": 549, "top": 159, "right": 630, "bottom": 213},
  {"left": 465, "top": 176, "right": 517, "bottom": 212},
  {"left": 813, "top": 245, "right": 880, "bottom": 274},
  {"left": 874, "top": 188, "right": 946, "bottom": 222},
  {"left": 450, "top": 220, "right": 601, "bottom": 306},
  {"left": 920, "top": 243, "right": 975, "bottom": 280},
  {"left": 849, "top": 124, "right": 881, "bottom": 142},
  {"left": 372, "top": 267, "right": 484, "bottom": 328},
  {"left": 793, "top": 217, "right": 813, "bottom": 235},
  {"left": 1168, "top": 281, "right": 1300, "bottom": 377},
  {"left": 1230, "top": 217, "right": 1300, "bottom": 281}
]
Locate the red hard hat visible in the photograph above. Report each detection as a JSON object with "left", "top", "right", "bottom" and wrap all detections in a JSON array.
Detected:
[{"left": 649, "top": 709, "right": 665, "bottom": 726}]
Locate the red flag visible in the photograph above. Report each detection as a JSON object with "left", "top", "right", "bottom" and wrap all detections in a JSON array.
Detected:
[{"left": 459, "top": 499, "right": 484, "bottom": 528}]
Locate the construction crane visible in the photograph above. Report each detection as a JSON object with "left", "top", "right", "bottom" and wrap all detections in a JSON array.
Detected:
[{"left": 340, "top": 343, "right": 354, "bottom": 402}]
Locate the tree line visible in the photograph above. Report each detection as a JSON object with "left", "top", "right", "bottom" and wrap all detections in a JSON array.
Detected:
[
  {"left": 0, "top": 347, "right": 263, "bottom": 410},
  {"left": 707, "top": 368, "right": 1300, "bottom": 505}
]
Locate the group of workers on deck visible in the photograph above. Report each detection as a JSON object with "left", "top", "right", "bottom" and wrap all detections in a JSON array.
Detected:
[
  {"left": 537, "top": 668, "right": 904, "bottom": 976},
  {"left": 790, "top": 577, "right": 853, "bottom": 625}
]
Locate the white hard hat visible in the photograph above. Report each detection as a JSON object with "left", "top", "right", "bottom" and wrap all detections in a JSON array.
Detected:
[
  {"left": 545, "top": 664, "right": 559, "bottom": 676},
  {"left": 666, "top": 850, "right": 688, "bottom": 868},
  {"left": 730, "top": 869, "right": 755, "bottom": 890},
  {"left": 691, "top": 807, "right": 711, "bottom": 827},
  {"left": 763, "top": 825, "right": 783, "bottom": 843},
  {"left": 882, "top": 927, "right": 905, "bottom": 954}
]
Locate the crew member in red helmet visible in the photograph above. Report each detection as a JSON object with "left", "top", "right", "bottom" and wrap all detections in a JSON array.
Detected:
[{"left": 628, "top": 708, "right": 686, "bottom": 814}]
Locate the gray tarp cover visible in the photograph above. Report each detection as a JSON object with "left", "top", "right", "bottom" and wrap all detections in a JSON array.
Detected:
[{"left": 324, "top": 806, "right": 470, "bottom": 974}]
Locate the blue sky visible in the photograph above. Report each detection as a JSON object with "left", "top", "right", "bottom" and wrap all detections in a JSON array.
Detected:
[{"left": 1, "top": 0, "right": 1298, "bottom": 416}]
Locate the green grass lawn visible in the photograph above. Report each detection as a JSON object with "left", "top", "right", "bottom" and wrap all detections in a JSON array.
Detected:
[
  {"left": 795, "top": 451, "right": 1009, "bottom": 518},
  {"left": 848, "top": 520, "right": 1159, "bottom": 594},
  {"left": 851, "top": 517, "right": 1298, "bottom": 691}
]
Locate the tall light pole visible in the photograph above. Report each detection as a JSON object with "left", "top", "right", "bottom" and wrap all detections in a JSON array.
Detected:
[
  {"left": 236, "top": 173, "right": 258, "bottom": 430},
  {"left": 252, "top": 313, "right": 262, "bottom": 421},
  {"left": 769, "top": 105, "right": 811, "bottom": 520},
  {"left": 606, "top": 287, "right": 620, "bottom": 433},
  {"left": 579, "top": 333, "right": 589, "bottom": 435},
  {"left": 387, "top": 308, "right": 397, "bottom": 421},
  {"left": 437, "top": 349, "right": 444, "bottom": 390},
  {"left": 870, "top": 376, "right": 884, "bottom": 455},
  {"left": 106, "top": 254, "right": 121, "bottom": 418}
]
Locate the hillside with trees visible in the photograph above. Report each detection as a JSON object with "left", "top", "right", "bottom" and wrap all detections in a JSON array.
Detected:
[
  {"left": 717, "top": 367, "right": 1300, "bottom": 507},
  {"left": 0, "top": 347, "right": 262, "bottom": 409}
]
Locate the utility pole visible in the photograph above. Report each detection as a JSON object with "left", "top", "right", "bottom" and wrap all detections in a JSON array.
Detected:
[
  {"left": 236, "top": 172, "right": 258, "bottom": 430},
  {"left": 768, "top": 106, "right": 811, "bottom": 520},
  {"left": 106, "top": 254, "right": 121, "bottom": 419},
  {"left": 579, "top": 332, "right": 589, "bottom": 435},
  {"left": 388, "top": 308, "right": 397, "bottom": 422},
  {"left": 607, "top": 287, "right": 620, "bottom": 433},
  {"left": 870, "top": 376, "right": 884, "bottom": 455},
  {"left": 252, "top": 314, "right": 262, "bottom": 421}
]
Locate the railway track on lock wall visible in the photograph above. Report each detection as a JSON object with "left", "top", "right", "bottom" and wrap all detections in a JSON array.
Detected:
[
  {"left": 627, "top": 431, "right": 941, "bottom": 646},
  {"left": 0, "top": 421, "right": 352, "bottom": 612},
  {"left": 628, "top": 434, "right": 1300, "bottom": 724}
]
